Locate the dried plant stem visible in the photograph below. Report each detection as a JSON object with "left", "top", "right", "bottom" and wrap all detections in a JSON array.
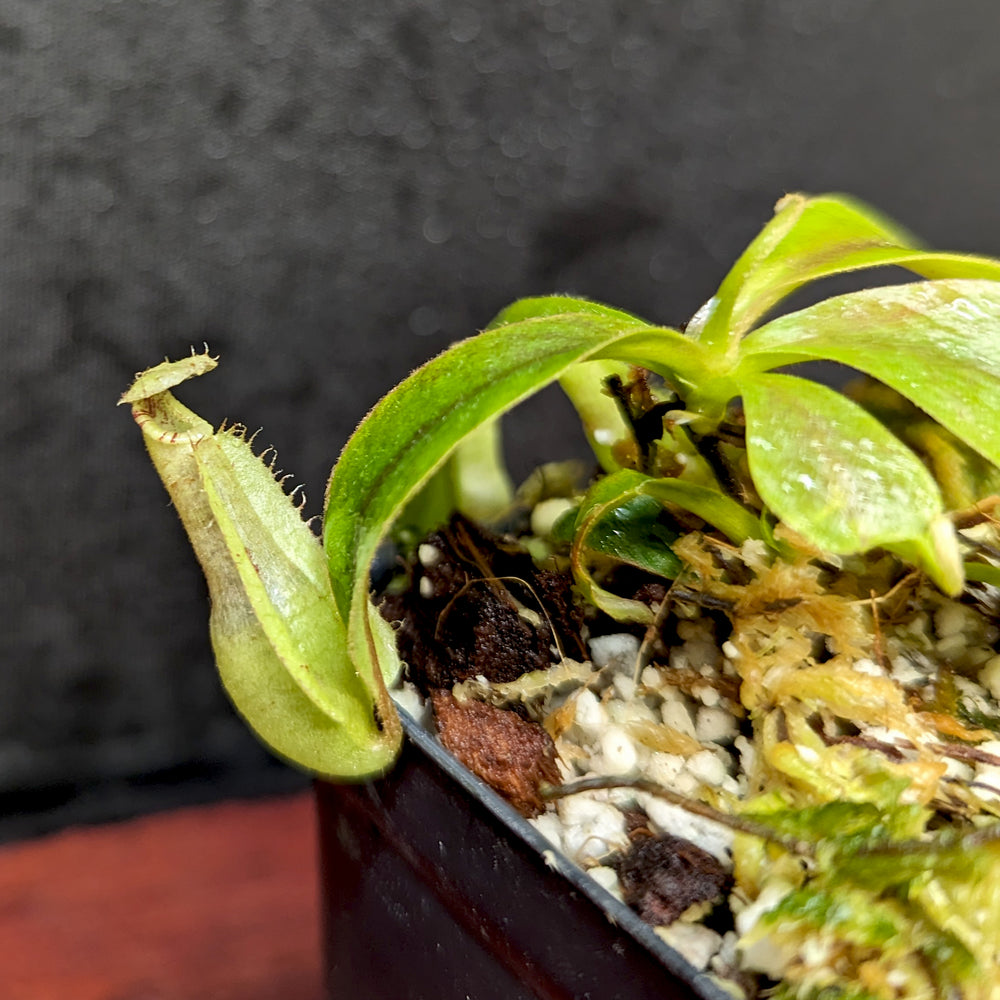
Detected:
[
  {"left": 633, "top": 581, "right": 678, "bottom": 684},
  {"left": 544, "top": 778, "right": 1000, "bottom": 869},
  {"left": 869, "top": 588, "right": 889, "bottom": 671},
  {"left": 541, "top": 775, "right": 814, "bottom": 857}
]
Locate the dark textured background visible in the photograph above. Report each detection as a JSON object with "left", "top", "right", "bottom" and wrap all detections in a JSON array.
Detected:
[{"left": 5, "top": 0, "right": 1000, "bottom": 837}]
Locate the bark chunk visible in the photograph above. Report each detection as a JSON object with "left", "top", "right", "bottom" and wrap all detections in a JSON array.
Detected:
[{"left": 431, "top": 691, "right": 561, "bottom": 816}]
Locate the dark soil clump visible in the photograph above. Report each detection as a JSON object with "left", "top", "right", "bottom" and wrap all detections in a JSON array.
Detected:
[
  {"left": 611, "top": 833, "right": 730, "bottom": 926},
  {"left": 379, "top": 515, "right": 584, "bottom": 693}
]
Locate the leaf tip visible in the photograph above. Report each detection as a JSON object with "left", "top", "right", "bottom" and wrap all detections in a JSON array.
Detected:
[{"left": 773, "top": 192, "right": 807, "bottom": 214}]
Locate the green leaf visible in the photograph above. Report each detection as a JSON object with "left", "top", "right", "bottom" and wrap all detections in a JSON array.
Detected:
[
  {"left": 325, "top": 312, "right": 649, "bottom": 617},
  {"left": 564, "top": 470, "right": 764, "bottom": 623},
  {"left": 489, "top": 298, "right": 644, "bottom": 472},
  {"left": 691, "top": 193, "right": 1000, "bottom": 354},
  {"left": 738, "top": 279, "right": 1000, "bottom": 474},
  {"left": 844, "top": 380, "right": 1000, "bottom": 510},
  {"left": 638, "top": 478, "right": 765, "bottom": 547},
  {"left": 487, "top": 294, "right": 652, "bottom": 330},
  {"left": 743, "top": 799, "right": 928, "bottom": 849},
  {"left": 568, "top": 469, "right": 671, "bottom": 623},
  {"left": 964, "top": 561, "right": 1000, "bottom": 588},
  {"left": 763, "top": 885, "right": 907, "bottom": 949},
  {"left": 489, "top": 296, "right": 670, "bottom": 471},
  {"left": 324, "top": 309, "right": 717, "bottom": 665},
  {"left": 487, "top": 293, "right": 721, "bottom": 406},
  {"left": 586, "top": 495, "right": 682, "bottom": 578},
  {"left": 121, "top": 355, "right": 401, "bottom": 779},
  {"left": 395, "top": 415, "right": 515, "bottom": 539},
  {"left": 741, "top": 373, "right": 962, "bottom": 593},
  {"left": 550, "top": 501, "right": 581, "bottom": 544},
  {"left": 323, "top": 302, "right": 718, "bottom": 614},
  {"left": 687, "top": 192, "right": 818, "bottom": 350}
]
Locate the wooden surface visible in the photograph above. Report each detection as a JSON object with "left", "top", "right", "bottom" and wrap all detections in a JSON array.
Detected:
[{"left": 0, "top": 792, "right": 322, "bottom": 1000}]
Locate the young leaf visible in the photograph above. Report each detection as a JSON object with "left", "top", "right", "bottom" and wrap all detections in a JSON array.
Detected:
[
  {"left": 565, "top": 471, "right": 765, "bottom": 623},
  {"left": 964, "top": 561, "right": 1000, "bottom": 588},
  {"left": 586, "top": 495, "right": 682, "bottom": 577},
  {"left": 121, "top": 355, "right": 401, "bottom": 779},
  {"left": 738, "top": 278, "right": 1000, "bottom": 473},
  {"left": 741, "top": 373, "right": 962, "bottom": 593},
  {"left": 691, "top": 193, "right": 1000, "bottom": 354},
  {"left": 687, "top": 192, "right": 817, "bottom": 351},
  {"left": 568, "top": 469, "right": 674, "bottom": 623},
  {"left": 638, "top": 479, "right": 765, "bottom": 548}
]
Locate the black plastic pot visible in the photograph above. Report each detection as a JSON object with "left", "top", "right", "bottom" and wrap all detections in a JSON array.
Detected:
[{"left": 317, "top": 711, "right": 732, "bottom": 1000}]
